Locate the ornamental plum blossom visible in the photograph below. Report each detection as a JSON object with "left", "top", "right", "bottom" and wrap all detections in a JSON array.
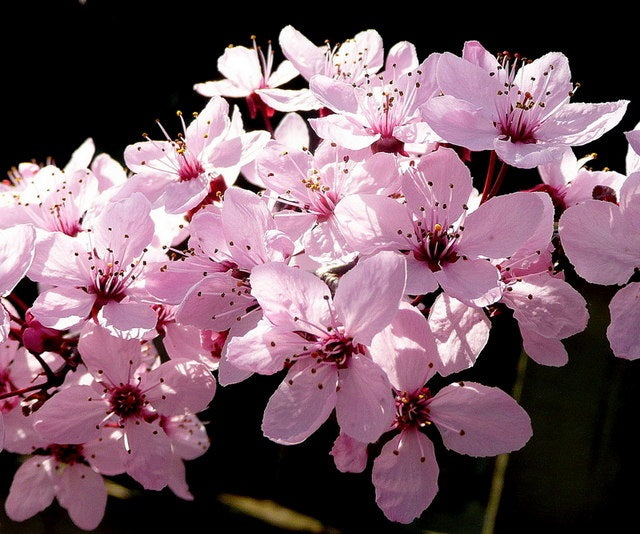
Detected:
[
  {"left": 226, "top": 251, "right": 406, "bottom": 444},
  {"left": 194, "top": 37, "right": 318, "bottom": 117},
  {"left": 309, "top": 53, "right": 441, "bottom": 155},
  {"left": 27, "top": 193, "right": 159, "bottom": 338},
  {"left": 365, "top": 304, "right": 532, "bottom": 523},
  {"left": 334, "top": 147, "right": 547, "bottom": 305},
  {"left": 33, "top": 325, "right": 216, "bottom": 490},
  {"left": 422, "top": 41, "right": 629, "bottom": 168},
  {"left": 256, "top": 139, "right": 401, "bottom": 260},
  {"left": 123, "top": 96, "right": 270, "bottom": 214},
  {"left": 559, "top": 171, "right": 640, "bottom": 359}
]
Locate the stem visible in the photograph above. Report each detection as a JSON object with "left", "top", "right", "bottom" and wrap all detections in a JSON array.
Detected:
[
  {"left": 480, "top": 151, "right": 497, "bottom": 204},
  {"left": 487, "top": 162, "right": 509, "bottom": 200},
  {"left": 5, "top": 291, "right": 30, "bottom": 313},
  {"left": 0, "top": 382, "right": 45, "bottom": 401},
  {"left": 481, "top": 350, "right": 528, "bottom": 534},
  {"left": 261, "top": 108, "right": 274, "bottom": 136}
]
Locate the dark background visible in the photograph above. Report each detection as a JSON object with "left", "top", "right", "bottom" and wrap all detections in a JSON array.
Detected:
[{"left": 1, "top": 2, "right": 638, "bottom": 533}]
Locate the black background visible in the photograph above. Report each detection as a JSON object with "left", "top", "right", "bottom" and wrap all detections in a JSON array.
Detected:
[{"left": 1, "top": 2, "right": 638, "bottom": 533}]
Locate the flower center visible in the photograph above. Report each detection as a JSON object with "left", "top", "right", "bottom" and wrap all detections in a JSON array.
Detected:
[
  {"left": 393, "top": 387, "right": 432, "bottom": 430},
  {"left": 48, "top": 443, "right": 85, "bottom": 465},
  {"left": 109, "top": 383, "right": 144, "bottom": 419},
  {"left": 317, "top": 331, "right": 364, "bottom": 368},
  {"left": 176, "top": 141, "right": 205, "bottom": 182},
  {"left": 412, "top": 223, "right": 459, "bottom": 272}
]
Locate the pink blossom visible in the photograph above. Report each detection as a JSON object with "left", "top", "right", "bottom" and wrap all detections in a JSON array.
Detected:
[
  {"left": 194, "top": 38, "right": 318, "bottom": 115},
  {"left": 625, "top": 120, "right": 640, "bottom": 174},
  {"left": 335, "top": 147, "right": 547, "bottom": 305},
  {"left": 256, "top": 140, "right": 400, "bottom": 260},
  {"left": 33, "top": 325, "right": 216, "bottom": 489},
  {"left": 27, "top": 193, "right": 159, "bottom": 338},
  {"left": 123, "top": 97, "right": 269, "bottom": 214},
  {"left": 226, "top": 251, "right": 406, "bottom": 444},
  {"left": 559, "top": 171, "right": 640, "bottom": 359},
  {"left": 422, "top": 41, "right": 629, "bottom": 168},
  {"left": 1, "top": 224, "right": 36, "bottom": 342},
  {"left": 368, "top": 304, "right": 532, "bottom": 523},
  {"left": 534, "top": 148, "right": 625, "bottom": 211},
  {"left": 308, "top": 53, "right": 441, "bottom": 155}
]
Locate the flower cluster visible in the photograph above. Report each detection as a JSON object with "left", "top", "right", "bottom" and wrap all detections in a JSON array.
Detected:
[{"left": 0, "top": 27, "right": 635, "bottom": 529}]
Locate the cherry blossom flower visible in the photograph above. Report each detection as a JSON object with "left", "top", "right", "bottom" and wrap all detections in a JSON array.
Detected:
[
  {"left": 422, "top": 41, "right": 629, "bottom": 168},
  {"left": 625, "top": 120, "right": 640, "bottom": 174},
  {"left": 308, "top": 53, "right": 441, "bottom": 155},
  {"left": 334, "top": 147, "right": 547, "bottom": 305},
  {"left": 1, "top": 224, "right": 36, "bottom": 342},
  {"left": 256, "top": 139, "right": 400, "bottom": 260},
  {"left": 123, "top": 96, "right": 269, "bottom": 214},
  {"left": 226, "top": 251, "right": 406, "bottom": 444},
  {"left": 27, "top": 193, "right": 160, "bottom": 338},
  {"left": 559, "top": 171, "right": 640, "bottom": 359},
  {"left": 534, "top": 148, "right": 625, "bottom": 212},
  {"left": 194, "top": 37, "right": 318, "bottom": 116},
  {"left": 365, "top": 303, "right": 532, "bottom": 523},
  {"left": 33, "top": 325, "right": 216, "bottom": 489}
]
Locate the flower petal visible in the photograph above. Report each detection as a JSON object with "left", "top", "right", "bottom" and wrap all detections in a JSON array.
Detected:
[
  {"left": 372, "top": 429, "right": 439, "bottom": 523},
  {"left": 57, "top": 464, "right": 107, "bottom": 530},
  {"left": 607, "top": 282, "right": 640, "bottom": 360},
  {"left": 5, "top": 456, "right": 56, "bottom": 522},
  {"left": 429, "top": 382, "right": 532, "bottom": 456}
]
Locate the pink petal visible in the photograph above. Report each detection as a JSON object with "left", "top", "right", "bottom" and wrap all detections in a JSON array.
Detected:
[
  {"left": 607, "top": 282, "right": 640, "bottom": 360},
  {"left": 64, "top": 137, "right": 95, "bottom": 172},
  {"left": 78, "top": 324, "right": 143, "bottom": 385},
  {"left": 559, "top": 200, "right": 637, "bottom": 285},
  {"left": 309, "top": 75, "right": 360, "bottom": 114},
  {"left": 330, "top": 432, "right": 368, "bottom": 473},
  {"left": 123, "top": 419, "right": 173, "bottom": 490},
  {"left": 0, "top": 224, "right": 35, "bottom": 295},
  {"left": 461, "top": 40, "right": 497, "bottom": 70},
  {"left": 162, "top": 413, "right": 210, "bottom": 460},
  {"left": 460, "top": 192, "right": 545, "bottom": 260},
  {"left": 185, "top": 96, "right": 231, "bottom": 153},
  {"left": 542, "top": 100, "right": 629, "bottom": 146},
  {"left": 436, "top": 51, "right": 500, "bottom": 108},
  {"left": 429, "top": 382, "right": 532, "bottom": 456},
  {"left": 385, "top": 41, "right": 419, "bottom": 73},
  {"left": 34, "top": 385, "right": 107, "bottom": 444},
  {"left": 334, "top": 251, "right": 406, "bottom": 344},
  {"left": 428, "top": 292, "right": 491, "bottom": 375},
  {"left": 405, "top": 255, "right": 439, "bottom": 295},
  {"left": 162, "top": 174, "right": 209, "bottom": 214},
  {"left": 5, "top": 456, "right": 56, "bottom": 521},
  {"left": 217, "top": 353, "right": 254, "bottom": 386},
  {"left": 225, "top": 319, "right": 308, "bottom": 375},
  {"left": 29, "top": 286, "right": 95, "bottom": 330},
  {"left": 274, "top": 112, "right": 311, "bottom": 149},
  {"left": 258, "top": 88, "right": 320, "bottom": 112},
  {"left": 217, "top": 45, "right": 262, "bottom": 92},
  {"left": 90, "top": 193, "right": 154, "bottom": 266},
  {"left": 370, "top": 302, "right": 438, "bottom": 392},
  {"left": 309, "top": 114, "right": 379, "bottom": 150},
  {"left": 404, "top": 147, "right": 474, "bottom": 224},
  {"left": 506, "top": 272, "right": 588, "bottom": 339},
  {"left": 250, "top": 262, "right": 331, "bottom": 332},
  {"left": 519, "top": 52, "right": 572, "bottom": 113},
  {"left": 57, "top": 464, "right": 107, "bottom": 530},
  {"left": 177, "top": 272, "right": 254, "bottom": 332},
  {"left": 162, "top": 322, "right": 211, "bottom": 362},
  {"left": 372, "top": 429, "right": 439, "bottom": 524},
  {"left": 83, "top": 429, "right": 127, "bottom": 476},
  {"left": 279, "top": 25, "right": 326, "bottom": 81},
  {"left": 435, "top": 257, "right": 500, "bottom": 306},
  {"left": 221, "top": 187, "right": 274, "bottom": 269},
  {"left": 193, "top": 79, "right": 249, "bottom": 98},
  {"left": 334, "top": 194, "right": 412, "bottom": 255},
  {"left": 421, "top": 95, "right": 498, "bottom": 151},
  {"left": 167, "top": 455, "right": 194, "bottom": 501},
  {"left": 335, "top": 354, "right": 395, "bottom": 443},
  {"left": 209, "top": 130, "right": 270, "bottom": 172},
  {"left": 27, "top": 231, "right": 87, "bottom": 286},
  {"left": 262, "top": 360, "right": 338, "bottom": 445},
  {"left": 97, "top": 300, "right": 158, "bottom": 339},
  {"left": 188, "top": 206, "right": 229, "bottom": 258},
  {"left": 143, "top": 358, "right": 216, "bottom": 415},
  {"left": 520, "top": 328, "right": 569, "bottom": 366},
  {"left": 494, "top": 138, "right": 566, "bottom": 169},
  {"left": 619, "top": 171, "right": 640, "bottom": 229}
]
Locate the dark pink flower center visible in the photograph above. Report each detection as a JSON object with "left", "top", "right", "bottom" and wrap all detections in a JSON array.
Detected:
[
  {"left": 109, "top": 383, "right": 144, "bottom": 419},
  {"left": 48, "top": 443, "right": 85, "bottom": 465},
  {"left": 412, "top": 223, "right": 459, "bottom": 272},
  {"left": 316, "top": 331, "right": 364, "bottom": 369},
  {"left": 177, "top": 146, "right": 205, "bottom": 182},
  {"left": 393, "top": 387, "right": 432, "bottom": 430}
]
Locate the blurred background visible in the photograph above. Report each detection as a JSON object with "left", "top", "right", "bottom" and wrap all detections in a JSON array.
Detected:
[{"left": 1, "top": 1, "right": 638, "bottom": 532}]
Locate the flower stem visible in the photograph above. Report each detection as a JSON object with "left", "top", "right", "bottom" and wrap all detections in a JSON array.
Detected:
[{"left": 481, "top": 151, "right": 497, "bottom": 204}]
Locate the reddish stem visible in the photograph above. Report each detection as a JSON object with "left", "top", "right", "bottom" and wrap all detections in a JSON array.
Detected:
[
  {"left": 487, "top": 162, "right": 509, "bottom": 200},
  {"left": 481, "top": 151, "right": 497, "bottom": 204}
]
